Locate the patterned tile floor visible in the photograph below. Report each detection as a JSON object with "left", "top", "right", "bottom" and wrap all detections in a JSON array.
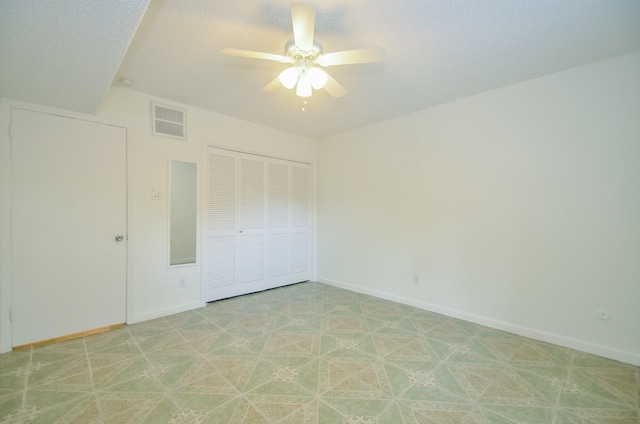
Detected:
[{"left": 1, "top": 282, "right": 638, "bottom": 423}]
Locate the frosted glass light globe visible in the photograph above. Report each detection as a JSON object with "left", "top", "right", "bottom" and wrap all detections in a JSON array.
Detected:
[{"left": 279, "top": 67, "right": 300, "bottom": 89}]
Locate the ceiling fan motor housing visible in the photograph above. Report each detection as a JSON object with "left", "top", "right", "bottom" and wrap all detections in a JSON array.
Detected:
[{"left": 285, "top": 39, "right": 323, "bottom": 62}]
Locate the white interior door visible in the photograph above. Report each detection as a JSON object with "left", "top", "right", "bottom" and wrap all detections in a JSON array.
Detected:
[{"left": 11, "top": 108, "right": 127, "bottom": 347}]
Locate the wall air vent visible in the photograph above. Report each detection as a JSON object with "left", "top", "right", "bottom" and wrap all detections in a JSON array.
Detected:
[{"left": 151, "top": 102, "right": 187, "bottom": 139}]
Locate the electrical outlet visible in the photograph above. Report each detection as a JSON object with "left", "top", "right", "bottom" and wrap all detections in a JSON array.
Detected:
[
  {"left": 179, "top": 278, "right": 186, "bottom": 288},
  {"left": 413, "top": 274, "right": 419, "bottom": 284}
]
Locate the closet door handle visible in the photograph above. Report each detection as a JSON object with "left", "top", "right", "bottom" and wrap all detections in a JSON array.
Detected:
[
  {"left": 239, "top": 230, "right": 243, "bottom": 233},
  {"left": 115, "top": 234, "right": 124, "bottom": 242}
]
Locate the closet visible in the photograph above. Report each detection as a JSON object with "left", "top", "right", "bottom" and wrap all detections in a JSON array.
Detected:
[{"left": 204, "top": 147, "right": 312, "bottom": 302}]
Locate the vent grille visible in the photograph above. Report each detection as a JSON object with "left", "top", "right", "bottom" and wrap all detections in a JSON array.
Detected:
[{"left": 152, "top": 103, "right": 186, "bottom": 139}]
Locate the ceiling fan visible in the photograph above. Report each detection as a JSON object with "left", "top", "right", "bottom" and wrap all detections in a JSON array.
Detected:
[{"left": 221, "top": 3, "right": 384, "bottom": 98}]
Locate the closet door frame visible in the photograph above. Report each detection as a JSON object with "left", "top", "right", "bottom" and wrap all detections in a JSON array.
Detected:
[{"left": 202, "top": 145, "right": 315, "bottom": 303}]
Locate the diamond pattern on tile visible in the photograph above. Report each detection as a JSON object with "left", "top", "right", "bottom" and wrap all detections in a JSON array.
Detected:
[
  {"left": 582, "top": 368, "right": 638, "bottom": 405},
  {"left": 509, "top": 365, "right": 569, "bottom": 405},
  {"left": 323, "top": 315, "right": 368, "bottom": 333},
  {"left": 169, "top": 357, "right": 254, "bottom": 394},
  {"left": 134, "top": 330, "right": 189, "bottom": 354},
  {"left": 26, "top": 356, "right": 90, "bottom": 390},
  {"left": 478, "top": 367, "right": 554, "bottom": 407},
  {"left": 98, "top": 357, "right": 167, "bottom": 393},
  {"left": 373, "top": 334, "right": 440, "bottom": 361},
  {"left": 360, "top": 301, "right": 404, "bottom": 318},
  {"left": 321, "top": 333, "right": 378, "bottom": 359},
  {"left": 245, "top": 395, "right": 316, "bottom": 423},
  {"left": 366, "top": 316, "right": 420, "bottom": 335},
  {"left": 322, "top": 301, "right": 364, "bottom": 315},
  {"left": 437, "top": 337, "right": 503, "bottom": 364},
  {"left": 1, "top": 281, "right": 638, "bottom": 424},
  {"left": 323, "top": 290, "right": 359, "bottom": 304},
  {"left": 477, "top": 338, "right": 526, "bottom": 363},
  {"left": 205, "top": 330, "right": 270, "bottom": 356},
  {"left": 554, "top": 407, "right": 638, "bottom": 423},
  {"left": 318, "top": 398, "right": 397, "bottom": 423},
  {"left": 263, "top": 332, "right": 319, "bottom": 357},
  {"left": 271, "top": 366, "right": 299, "bottom": 382},
  {"left": 446, "top": 363, "right": 505, "bottom": 401},
  {"left": 479, "top": 404, "right": 555, "bottom": 422},
  {"left": 0, "top": 393, "right": 24, "bottom": 423},
  {"left": 559, "top": 367, "right": 639, "bottom": 410},
  {"left": 427, "top": 320, "right": 472, "bottom": 337},
  {"left": 510, "top": 340, "right": 573, "bottom": 366},
  {"left": 282, "top": 301, "right": 322, "bottom": 315},
  {"left": 320, "top": 358, "right": 392, "bottom": 399},
  {"left": 274, "top": 313, "right": 323, "bottom": 333},
  {"left": 245, "top": 356, "right": 319, "bottom": 398},
  {"left": 229, "top": 313, "right": 279, "bottom": 332},
  {"left": 408, "top": 312, "right": 447, "bottom": 333},
  {"left": 96, "top": 392, "right": 168, "bottom": 423},
  {"left": 398, "top": 400, "right": 484, "bottom": 424},
  {"left": 392, "top": 361, "right": 473, "bottom": 404},
  {"left": 164, "top": 310, "right": 210, "bottom": 330},
  {"left": 82, "top": 328, "right": 131, "bottom": 352},
  {"left": 21, "top": 391, "right": 96, "bottom": 423}
]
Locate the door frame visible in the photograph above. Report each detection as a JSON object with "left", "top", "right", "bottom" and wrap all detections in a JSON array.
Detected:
[
  {"left": 0, "top": 98, "right": 129, "bottom": 353},
  {"left": 201, "top": 142, "right": 317, "bottom": 303}
]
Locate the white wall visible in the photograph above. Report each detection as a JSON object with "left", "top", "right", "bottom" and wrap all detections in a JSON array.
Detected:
[
  {"left": 98, "top": 87, "right": 318, "bottom": 324},
  {"left": 317, "top": 51, "right": 640, "bottom": 365}
]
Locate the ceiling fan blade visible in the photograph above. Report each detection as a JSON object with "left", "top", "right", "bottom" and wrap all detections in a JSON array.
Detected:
[
  {"left": 262, "top": 77, "right": 282, "bottom": 92},
  {"left": 318, "top": 47, "right": 385, "bottom": 66},
  {"left": 221, "top": 48, "right": 290, "bottom": 63},
  {"left": 323, "top": 73, "right": 346, "bottom": 98},
  {"left": 291, "top": 3, "right": 315, "bottom": 50}
]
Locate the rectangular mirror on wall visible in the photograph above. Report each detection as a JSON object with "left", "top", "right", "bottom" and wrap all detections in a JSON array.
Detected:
[{"left": 169, "top": 160, "right": 197, "bottom": 266}]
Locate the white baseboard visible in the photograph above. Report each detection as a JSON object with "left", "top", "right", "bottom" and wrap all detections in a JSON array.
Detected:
[
  {"left": 317, "top": 277, "right": 640, "bottom": 367},
  {"left": 127, "top": 301, "right": 206, "bottom": 325}
]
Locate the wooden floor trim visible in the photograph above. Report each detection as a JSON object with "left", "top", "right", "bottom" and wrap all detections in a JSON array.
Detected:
[{"left": 13, "top": 323, "right": 126, "bottom": 350}]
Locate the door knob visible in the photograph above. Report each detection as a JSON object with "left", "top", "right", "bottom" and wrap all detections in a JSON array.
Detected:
[{"left": 115, "top": 235, "right": 124, "bottom": 242}]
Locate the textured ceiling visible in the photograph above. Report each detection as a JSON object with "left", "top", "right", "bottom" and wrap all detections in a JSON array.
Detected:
[
  {"left": 1, "top": 1, "right": 639, "bottom": 139},
  {"left": 0, "top": 0, "right": 150, "bottom": 113}
]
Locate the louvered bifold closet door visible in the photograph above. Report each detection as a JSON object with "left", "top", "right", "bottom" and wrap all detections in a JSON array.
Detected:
[
  {"left": 237, "top": 154, "right": 267, "bottom": 295},
  {"left": 205, "top": 147, "right": 312, "bottom": 302},
  {"left": 206, "top": 150, "right": 238, "bottom": 300},
  {"left": 291, "top": 164, "right": 312, "bottom": 282},
  {"left": 265, "top": 159, "right": 290, "bottom": 289}
]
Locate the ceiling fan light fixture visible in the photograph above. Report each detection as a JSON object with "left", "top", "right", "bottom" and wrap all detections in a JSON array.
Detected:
[
  {"left": 309, "top": 67, "right": 328, "bottom": 89},
  {"left": 279, "top": 67, "right": 300, "bottom": 89},
  {"left": 223, "top": 3, "right": 381, "bottom": 99},
  {"left": 296, "top": 73, "right": 312, "bottom": 97}
]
